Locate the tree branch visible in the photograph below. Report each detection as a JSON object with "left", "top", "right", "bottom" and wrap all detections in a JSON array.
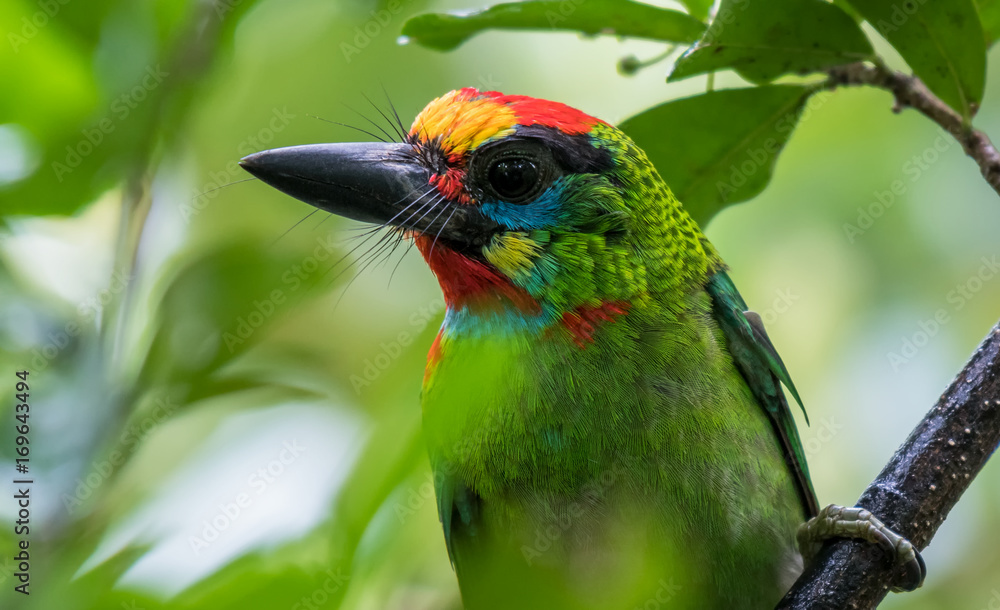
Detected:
[
  {"left": 826, "top": 61, "right": 1000, "bottom": 197},
  {"left": 777, "top": 321, "right": 1000, "bottom": 609}
]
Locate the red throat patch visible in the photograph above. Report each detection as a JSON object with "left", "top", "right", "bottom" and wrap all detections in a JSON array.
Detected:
[{"left": 415, "top": 235, "right": 539, "bottom": 313}]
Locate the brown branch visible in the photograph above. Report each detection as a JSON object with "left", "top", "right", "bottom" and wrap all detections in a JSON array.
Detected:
[
  {"left": 826, "top": 62, "right": 1000, "bottom": 197},
  {"left": 777, "top": 321, "right": 1000, "bottom": 609}
]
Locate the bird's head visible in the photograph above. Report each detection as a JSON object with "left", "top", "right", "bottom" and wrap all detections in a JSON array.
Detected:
[{"left": 241, "top": 89, "right": 719, "bottom": 339}]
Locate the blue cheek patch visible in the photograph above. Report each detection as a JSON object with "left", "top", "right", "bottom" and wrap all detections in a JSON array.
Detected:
[{"left": 478, "top": 180, "right": 568, "bottom": 230}]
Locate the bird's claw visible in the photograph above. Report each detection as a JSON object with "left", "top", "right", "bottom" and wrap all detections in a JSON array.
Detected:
[{"left": 797, "top": 504, "right": 926, "bottom": 592}]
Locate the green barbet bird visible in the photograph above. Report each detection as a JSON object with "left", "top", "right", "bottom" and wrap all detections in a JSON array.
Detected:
[{"left": 239, "top": 89, "right": 922, "bottom": 609}]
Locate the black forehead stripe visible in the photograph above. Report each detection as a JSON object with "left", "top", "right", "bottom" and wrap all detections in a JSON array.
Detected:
[{"left": 514, "top": 125, "right": 613, "bottom": 174}]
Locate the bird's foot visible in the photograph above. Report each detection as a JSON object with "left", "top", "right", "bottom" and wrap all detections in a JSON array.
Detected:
[{"left": 797, "top": 504, "right": 926, "bottom": 592}]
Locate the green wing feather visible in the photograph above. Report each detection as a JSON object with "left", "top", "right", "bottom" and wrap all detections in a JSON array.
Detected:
[
  {"left": 706, "top": 270, "right": 819, "bottom": 518},
  {"left": 435, "top": 459, "right": 481, "bottom": 566}
]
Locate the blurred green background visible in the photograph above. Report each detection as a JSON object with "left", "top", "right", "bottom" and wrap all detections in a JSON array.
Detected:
[{"left": 1, "top": 0, "right": 999, "bottom": 608}]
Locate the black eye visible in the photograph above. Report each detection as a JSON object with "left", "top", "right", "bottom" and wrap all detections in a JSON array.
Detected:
[
  {"left": 488, "top": 158, "right": 539, "bottom": 200},
  {"left": 471, "top": 139, "right": 558, "bottom": 204}
]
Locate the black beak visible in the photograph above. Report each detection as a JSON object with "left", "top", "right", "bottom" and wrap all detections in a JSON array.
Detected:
[{"left": 239, "top": 143, "right": 497, "bottom": 244}]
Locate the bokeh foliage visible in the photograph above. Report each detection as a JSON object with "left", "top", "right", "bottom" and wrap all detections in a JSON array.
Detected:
[{"left": 1, "top": 0, "right": 999, "bottom": 609}]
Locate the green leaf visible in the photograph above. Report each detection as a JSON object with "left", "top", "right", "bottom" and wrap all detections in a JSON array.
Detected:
[
  {"left": 976, "top": 0, "right": 1000, "bottom": 46},
  {"left": 678, "top": 0, "right": 713, "bottom": 21},
  {"left": 401, "top": 0, "right": 706, "bottom": 52},
  {"left": 669, "top": 0, "right": 872, "bottom": 84},
  {"left": 136, "top": 239, "right": 339, "bottom": 398},
  {"left": 832, "top": 0, "right": 863, "bottom": 23},
  {"left": 0, "top": 0, "right": 269, "bottom": 218},
  {"left": 845, "top": 0, "right": 985, "bottom": 120},
  {"left": 620, "top": 86, "right": 815, "bottom": 227}
]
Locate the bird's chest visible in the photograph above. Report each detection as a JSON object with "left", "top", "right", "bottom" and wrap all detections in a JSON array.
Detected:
[
  {"left": 422, "top": 319, "right": 803, "bottom": 607},
  {"left": 421, "top": 328, "right": 646, "bottom": 496}
]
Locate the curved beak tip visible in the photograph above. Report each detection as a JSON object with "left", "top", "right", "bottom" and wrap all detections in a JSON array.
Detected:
[
  {"left": 239, "top": 149, "right": 296, "bottom": 185},
  {"left": 238, "top": 151, "right": 266, "bottom": 176}
]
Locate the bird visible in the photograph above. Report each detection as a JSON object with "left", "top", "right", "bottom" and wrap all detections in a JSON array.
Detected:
[{"left": 239, "top": 88, "right": 923, "bottom": 609}]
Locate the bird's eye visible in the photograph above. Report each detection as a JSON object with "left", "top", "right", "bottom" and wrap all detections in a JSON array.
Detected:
[
  {"left": 488, "top": 158, "right": 539, "bottom": 201},
  {"left": 471, "top": 139, "right": 557, "bottom": 205}
]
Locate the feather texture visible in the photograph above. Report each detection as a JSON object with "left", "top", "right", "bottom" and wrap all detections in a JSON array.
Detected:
[{"left": 403, "top": 89, "right": 813, "bottom": 609}]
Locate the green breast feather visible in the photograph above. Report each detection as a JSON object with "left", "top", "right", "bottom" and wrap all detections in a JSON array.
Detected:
[{"left": 433, "top": 269, "right": 818, "bottom": 569}]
